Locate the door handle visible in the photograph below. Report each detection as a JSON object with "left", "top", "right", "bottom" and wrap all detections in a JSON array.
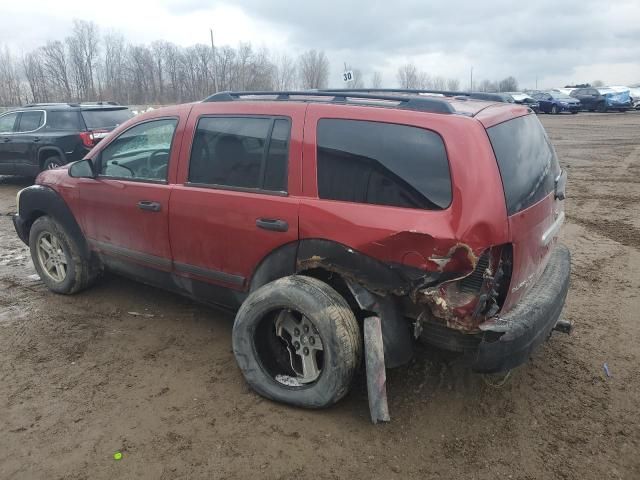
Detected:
[
  {"left": 1, "top": 138, "right": 9, "bottom": 143},
  {"left": 33, "top": 137, "right": 40, "bottom": 143},
  {"left": 137, "top": 200, "right": 162, "bottom": 212},
  {"left": 256, "top": 218, "right": 288, "bottom": 232}
]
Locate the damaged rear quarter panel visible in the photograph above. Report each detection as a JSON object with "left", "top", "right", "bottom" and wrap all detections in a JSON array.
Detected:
[{"left": 298, "top": 106, "right": 511, "bottom": 331}]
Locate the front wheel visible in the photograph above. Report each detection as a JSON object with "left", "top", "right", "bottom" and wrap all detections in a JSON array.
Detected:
[
  {"left": 232, "top": 275, "right": 362, "bottom": 409},
  {"left": 29, "top": 216, "right": 99, "bottom": 294}
]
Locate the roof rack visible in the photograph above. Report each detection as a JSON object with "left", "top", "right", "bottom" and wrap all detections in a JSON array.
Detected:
[
  {"left": 320, "top": 88, "right": 510, "bottom": 103},
  {"left": 24, "top": 103, "right": 69, "bottom": 108},
  {"left": 203, "top": 90, "right": 457, "bottom": 114},
  {"left": 24, "top": 101, "right": 121, "bottom": 108}
]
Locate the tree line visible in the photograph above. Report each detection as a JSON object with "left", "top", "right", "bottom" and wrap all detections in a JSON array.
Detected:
[{"left": 0, "top": 19, "right": 524, "bottom": 107}]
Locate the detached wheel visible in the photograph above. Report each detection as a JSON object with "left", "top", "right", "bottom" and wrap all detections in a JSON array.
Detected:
[
  {"left": 42, "top": 156, "right": 63, "bottom": 171},
  {"left": 232, "top": 275, "right": 362, "bottom": 409},
  {"left": 29, "top": 216, "right": 98, "bottom": 294}
]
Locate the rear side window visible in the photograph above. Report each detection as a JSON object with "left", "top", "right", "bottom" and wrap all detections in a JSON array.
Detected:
[
  {"left": 18, "top": 111, "right": 44, "bottom": 132},
  {"left": 0, "top": 112, "right": 18, "bottom": 133},
  {"left": 47, "top": 111, "right": 81, "bottom": 130},
  {"left": 488, "top": 114, "right": 560, "bottom": 215},
  {"left": 189, "top": 116, "right": 290, "bottom": 192},
  {"left": 81, "top": 109, "right": 133, "bottom": 129},
  {"left": 317, "top": 119, "right": 451, "bottom": 210}
]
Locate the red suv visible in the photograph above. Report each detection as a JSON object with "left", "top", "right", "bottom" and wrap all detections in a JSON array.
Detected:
[{"left": 13, "top": 90, "right": 571, "bottom": 410}]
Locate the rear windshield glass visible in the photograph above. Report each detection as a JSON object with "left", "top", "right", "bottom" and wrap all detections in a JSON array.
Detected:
[
  {"left": 317, "top": 119, "right": 452, "bottom": 210},
  {"left": 81, "top": 109, "right": 133, "bottom": 129},
  {"left": 488, "top": 114, "right": 560, "bottom": 215}
]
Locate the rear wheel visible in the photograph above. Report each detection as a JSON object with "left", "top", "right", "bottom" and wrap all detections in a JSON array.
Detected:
[
  {"left": 232, "top": 275, "right": 362, "bottom": 409},
  {"left": 42, "top": 156, "right": 63, "bottom": 171},
  {"left": 29, "top": 216, "right": 99, "bottom": 294}
]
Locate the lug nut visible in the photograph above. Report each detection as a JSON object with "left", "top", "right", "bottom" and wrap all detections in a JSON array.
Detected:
[
  {"left": 303, "top": 347, "right": 309, "bottom": 355},
  {"left": 294, "top": 341, "right": 300, "bottom": 349},
  {"left": 309, "top": 337, "right": 315, "bottom": 345},
  {"left": 294, "top": 328, "right": 300, "bottom": 336}
]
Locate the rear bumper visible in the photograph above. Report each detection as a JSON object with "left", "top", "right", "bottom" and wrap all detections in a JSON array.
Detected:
[
  {"left": 469, "top": 244, "right": 571, "bottom": 373},
  {"left": 13, "top": 214, "right": 29, "bottom": 245}
]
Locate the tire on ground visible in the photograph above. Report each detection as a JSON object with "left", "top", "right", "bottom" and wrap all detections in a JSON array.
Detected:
[
  {"left": 42, "top": 156, "right": 63, "bottom": 171},
  {"left": 29, "top": 215, "right": 99, "bottom": 294},
  {"left": 232, "top": 275, "right": 362, "bottom": 409}
]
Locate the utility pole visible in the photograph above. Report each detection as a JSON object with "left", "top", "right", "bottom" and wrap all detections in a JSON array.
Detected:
[
  {"left": 210, "top": 28, "right": 219, "bottom": 93},
  {"left": 470, "top": 66, "right": 473, "bottom": 92},
  {"left": 535, "top": 75, "right": 538, "bottom": 90}
]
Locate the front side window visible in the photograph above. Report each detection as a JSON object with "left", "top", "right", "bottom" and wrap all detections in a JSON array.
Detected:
[
  {"left": 317, "top": 119, "right": 452, "bottom": 210},
  {"left": 189, "top": 116, "right": 290, "bottom": 192},
  {"left": 100, "top": 118, "right": 177, "bottom": 181},
  {"left": 0, "top": 112, "right": 18, "bottom": 133},
  {"left": 18, "top": 111, "right": 44, "bottom": 132}
]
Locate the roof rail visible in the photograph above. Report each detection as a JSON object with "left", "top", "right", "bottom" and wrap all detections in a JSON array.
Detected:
[
  {"left": 24, "top": 102, "right": 69, "bottom": 108},
  {"left": 320, "top": 88, "right": 515, "bottom": 104},
  {"left": 203, "top": 90, "right": 457, "bottom": 114}
]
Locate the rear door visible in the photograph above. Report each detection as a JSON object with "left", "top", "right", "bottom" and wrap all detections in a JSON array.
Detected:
[
  {"left": 169, "top": 102, "right": 303, "bottom": 294},
  {"left": 76, "top": 115, "right": 185, "bottom": 277},
  {"left": 0, "top": 111, "right": 19, "bottom": 174},
  {"left": 486, "top": 114, "right": 565, "bottom": 310}
]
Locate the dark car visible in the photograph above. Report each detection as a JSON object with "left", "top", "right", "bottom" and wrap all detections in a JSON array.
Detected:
[
  {"left": 13, "top": 90, "right": 570, "bottom": 413},
  {"left": 570, "top": 87, "right": 632, "bottom": 112},
  {"left": 0, "top": 102, "right": 134, "bottom": 176},
  {"left": 532, "top": 91, "right": 580, "bottom": 114}
]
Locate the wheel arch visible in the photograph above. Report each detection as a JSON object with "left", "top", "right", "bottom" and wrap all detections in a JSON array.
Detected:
[
  {"left": 37, "top": 146, "right": 67, "bottom": 169},
  {"left": 17, "top": 185, "right": 90, "bottom": 258}
]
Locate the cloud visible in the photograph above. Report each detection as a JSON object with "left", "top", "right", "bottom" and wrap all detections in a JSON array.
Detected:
[{"left": 1, "top": 0, "right": 640, "bottom": 88}]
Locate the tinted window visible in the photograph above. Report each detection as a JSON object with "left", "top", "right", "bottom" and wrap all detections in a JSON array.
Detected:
[
  {"left": 0, "top": 112, "right": 18, "bottom": 133},
  {"left": 18, "top": 111, "right": 44, "bottom": 132},
  {"left": 47, "top": 111, "right": 80, "bottom": 130},
  {"left": 100, "top": 118, "right": 177, "bottom": 181},
  {"left": 488, "top": 114, "right": 560, "bottom": 215},
  {"left": 81, "top": 109, "right": 133, "bottom": 129},
  {"left": 189, "top": 116, "right": 290, "bottom": 192},
  {"left": 317, "top": 119, "right": 451, "bottom": 210}
]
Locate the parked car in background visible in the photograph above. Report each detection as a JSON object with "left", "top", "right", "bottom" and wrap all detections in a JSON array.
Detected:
[
  {"left": 570, "top": 87, "right": 632, "bottom": 112},
  {"left": 504, "top": 92, "right": 540, "bottom": 112},
  {"left": 532, "top": 91, "right": 581, "bottom": 114},
  {"left": 628, "top": 87, "right": 640, "bottom": 110},
  {"left": 552, "top": 88, "right": 577, "bottom": 96},
  {"left": 13, "top": 90, "right": 571, "bottom": 410},
  {"left": 0, "top": 102, "right": 134, "bottom": 176}
]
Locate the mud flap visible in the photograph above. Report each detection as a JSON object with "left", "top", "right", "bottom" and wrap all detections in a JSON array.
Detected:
[{"left": 364, "top": 316, "right": 390, "bottom": 424}]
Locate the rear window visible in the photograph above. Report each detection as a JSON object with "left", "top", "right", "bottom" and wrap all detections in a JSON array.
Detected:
[
  {"left": 317, "top": 119, "right": 452, "bottom": 210},
  {"left": 46, "top": 111, "right": 81, "bottom": 130},
  {"left": 488, "top": 114, "right": 560, "bottom": 215},
  {"left": 81, "top": 109, "right": 133, "bottom": 129}
]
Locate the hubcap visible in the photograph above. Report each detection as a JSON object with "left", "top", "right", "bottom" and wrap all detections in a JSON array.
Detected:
[
  {"left": 274, "top": 310, "right": 324, "bottom": 384},
  {"left": 36, "top": 231, "right": 68, "bottom": 282},
  {"left": 47, "top": 161, "right": 61, "bottom": 169}
]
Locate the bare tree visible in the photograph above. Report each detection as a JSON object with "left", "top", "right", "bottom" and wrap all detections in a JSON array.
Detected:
[
  {"left": 0, "top": 46, "right": 22, "bottom": 106},
  {"left": 478, "top": 79, "right": 498, "bottom": 92},
  {"left": 397, "top": 63, "right": 419, "bottom": 89},
  {"left": 370, "top": 71, "right": 383, "bottom": 89},
  {"left": 446, "top": 78, "right": 460, "bottom": 91},
  {"left": 272, "top": 53, "right": 297, "bottom": 90},
  {"left": 23, "top": 50, "right": 48, "bottom": 103},
  {"left": 498, "top": 76, "right": 518, "bottom": 92},
  {"left": 41, "top": 40, "right": 73, "bottom": 101},
  {"left": 298, "top": 50, "right": 329, "bottom": 89},
  {"left": 592, "top": 79, "right": 604, "bottom": 87}
]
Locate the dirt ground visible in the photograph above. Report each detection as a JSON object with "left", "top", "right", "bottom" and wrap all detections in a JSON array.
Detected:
[{"left": 1, "top": 112, "right": 639, "bottom": 480}]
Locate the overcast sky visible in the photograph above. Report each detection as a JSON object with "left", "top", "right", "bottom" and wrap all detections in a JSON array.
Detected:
[{"left": 2, "top": 0, "right": 640, "bottom": 89}]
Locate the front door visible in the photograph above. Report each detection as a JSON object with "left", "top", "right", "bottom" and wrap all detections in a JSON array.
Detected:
[
  {"left": 76, "top": 117, "right": 181, "bottom": 277},
  {"left": 13, "top": 110, "right": 45, "bottom": 175},
  {"left": 169, "top": 104, "right": 304, "bottom": 301}
]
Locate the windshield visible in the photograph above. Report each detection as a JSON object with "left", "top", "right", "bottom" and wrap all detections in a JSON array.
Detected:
[{"left": 81, "top": 109, "right": 134, "bottom": 129}]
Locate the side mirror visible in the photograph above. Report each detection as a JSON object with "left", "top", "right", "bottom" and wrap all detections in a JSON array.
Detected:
[{"left": 68, "top": 158, "right": 96, "bottom": 178}]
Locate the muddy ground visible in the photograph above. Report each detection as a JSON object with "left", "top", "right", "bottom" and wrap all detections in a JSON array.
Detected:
[{"left": 1, "top": 112, "right": 639, "bottom": 480}]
